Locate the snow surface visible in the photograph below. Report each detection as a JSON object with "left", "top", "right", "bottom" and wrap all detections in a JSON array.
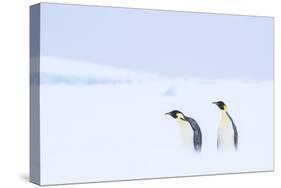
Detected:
[{"left": 39, "top": 57, "right": 273, "bottom": 185}]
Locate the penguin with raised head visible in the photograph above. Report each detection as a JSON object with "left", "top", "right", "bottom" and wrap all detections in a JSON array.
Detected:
[
  {"left": 212, "top": 101, "right": 238, "bottom": 151},
  {"left": 165, "top": 110, "right": 202, "bottom": 152}
]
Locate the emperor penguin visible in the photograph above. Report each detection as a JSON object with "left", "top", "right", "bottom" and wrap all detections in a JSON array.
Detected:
[
  {"left": 213, "top": 101, "right": 238, "bottom": 151},
  {"left": 165, "top": 110, "right": 202, "bottom": 152}
]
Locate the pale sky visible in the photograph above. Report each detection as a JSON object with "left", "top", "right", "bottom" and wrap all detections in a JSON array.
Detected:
[{"left": 40, "top": 3, "right": 274, "bottom": 81}]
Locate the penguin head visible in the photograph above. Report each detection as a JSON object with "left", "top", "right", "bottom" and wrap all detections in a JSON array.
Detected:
[
  {"left": 165, "top": 110, "right": 185, "bottom": 120},
  {"left": 212, "top": 101, "right": 227, "bottom": 111}
]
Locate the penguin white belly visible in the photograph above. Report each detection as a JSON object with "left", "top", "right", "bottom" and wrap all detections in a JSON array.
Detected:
[
  {"left": 218, "top": 122, "right": 234, "bottom": 150},
  {"left": 178, "top": 121, "right": 194, "bottom": 150}
]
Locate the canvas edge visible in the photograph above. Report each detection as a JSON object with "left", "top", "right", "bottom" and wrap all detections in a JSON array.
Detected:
[
  {"left": 37, "top": 2, "right": 274, "bottom": 19},
  {"left": 37, "top": 170, "right": 274, "bottom": 186},
  {"left": 30, "top": 3, "right": 41, "bottom": 186}
]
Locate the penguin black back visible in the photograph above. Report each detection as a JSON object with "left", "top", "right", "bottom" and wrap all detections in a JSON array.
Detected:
[{"left": 185, "top": 116, "right": 202, "bottom": 152}]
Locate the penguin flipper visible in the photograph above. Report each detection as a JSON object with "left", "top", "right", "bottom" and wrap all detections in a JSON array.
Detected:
[
  {"left": 234, "top": 129, "right": 238, "bottom": 150},
  {"left": 194, "top": 130, "right": 202, "bottom": 152},
  {"left": 186, "top": 117, "right": 202, "bottom": 152}
]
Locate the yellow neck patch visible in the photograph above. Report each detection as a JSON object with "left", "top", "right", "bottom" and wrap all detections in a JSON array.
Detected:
[
  {"left": 176, "top": 113, "right": 186, "bottom": 126},
  {"left": 221, "top": 110, "right": 231, "bottom": 126},
  {"left": 176, "top": 112, "right": 184, "bottom": 119},
  {"left": 224, "top": 104, "right": 228, "bottom": 111}
]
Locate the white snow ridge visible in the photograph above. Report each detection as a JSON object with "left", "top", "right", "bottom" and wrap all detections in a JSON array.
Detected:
[{"left": 39, "top": 56, "right": 163, "bottom": 85}]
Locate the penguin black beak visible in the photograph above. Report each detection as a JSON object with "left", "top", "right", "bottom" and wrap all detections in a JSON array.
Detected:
[
  {"left": 212, "top": 102, "right": 218, "bottom": 105},
  {"left": 165, "top": 112, "right": 171, "bottom": 115}
]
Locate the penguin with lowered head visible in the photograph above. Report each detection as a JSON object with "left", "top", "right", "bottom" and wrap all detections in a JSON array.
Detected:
[{"left": 165, "top": 110, "right": 202, "bottom": 152}]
